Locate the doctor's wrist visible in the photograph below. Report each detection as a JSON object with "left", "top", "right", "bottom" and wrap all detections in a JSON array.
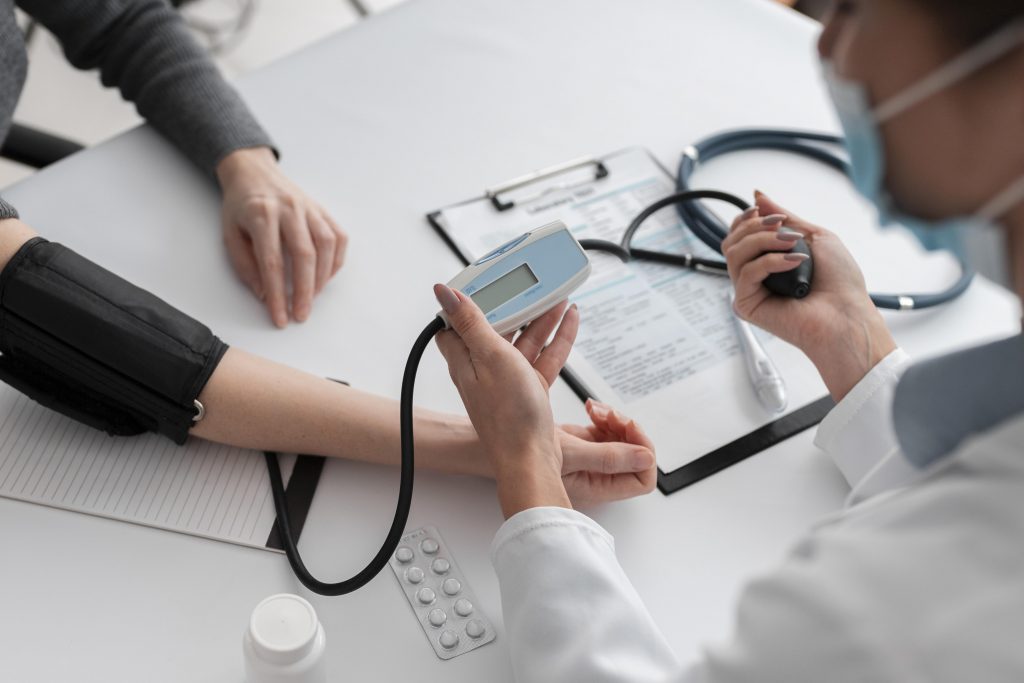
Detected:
[
  {"left": 808, "top": 311, "right": 896, "bottom": 402},
  {"left": 494, "top": 448, "right": 571, "bottom": 518}
]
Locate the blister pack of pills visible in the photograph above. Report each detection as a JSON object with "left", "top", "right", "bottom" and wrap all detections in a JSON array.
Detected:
[{"left": 389, "top": 526, "right": 496, "bottom": 660}]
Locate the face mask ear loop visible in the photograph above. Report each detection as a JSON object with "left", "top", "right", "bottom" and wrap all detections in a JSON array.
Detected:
[
  {"left": 977, "top": 176, "right": 1024, "bottom": 225},
  {"left": 875, "top": 21, "right": 1024, "bottom": 123}
]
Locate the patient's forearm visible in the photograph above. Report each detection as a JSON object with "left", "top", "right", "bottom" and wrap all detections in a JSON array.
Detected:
[
  {"left": 0, "top": 219, "right": 487, "bottom": 476},
  {"left": 192, "top": 347, "right": 492, "bottom": 478}
]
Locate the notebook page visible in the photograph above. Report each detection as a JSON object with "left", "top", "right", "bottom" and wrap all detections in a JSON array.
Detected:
[{"left": 0, "top": 385, "right": 294, "bottom": 551}]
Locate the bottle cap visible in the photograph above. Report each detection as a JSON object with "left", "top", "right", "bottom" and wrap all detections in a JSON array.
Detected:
[{"left": 247, "top": 594, "right": 320, "bottom": 665}]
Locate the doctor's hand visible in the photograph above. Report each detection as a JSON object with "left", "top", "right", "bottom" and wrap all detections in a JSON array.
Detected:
[
  {"left": 434, "top": 284, "right": 572, "bottom": 518},
  {"left": 723, "top": 191, "right": 896, "bottom": 401},
  {"left": 216, "top": 147, "right": 348, "bottom": 328},
  {"left": 435, "top": 285, "right": 655, "bottom": 518}
]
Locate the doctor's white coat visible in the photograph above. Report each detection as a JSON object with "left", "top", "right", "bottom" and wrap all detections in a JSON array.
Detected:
[{"left": 491, "top": 349, "right": 1024, "bottom": 682}]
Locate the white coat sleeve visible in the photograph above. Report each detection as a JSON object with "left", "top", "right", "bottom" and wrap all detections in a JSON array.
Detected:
[
  {"left": 813, "top": 348, "right": 913, "bottom": 496},
  {"left": 491, "top": 506, "right": 691, "bottom": 683},
  {"left": 492, "top": 507, "right": 901, "bottom": 683},
  {"left": 490, "top": 352, "right": 920, "bottom": 683}
]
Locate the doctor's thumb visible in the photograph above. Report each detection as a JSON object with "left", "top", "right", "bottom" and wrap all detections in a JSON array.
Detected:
[{"left": 434, "top": 284, "right": 500, "bottom": 350}]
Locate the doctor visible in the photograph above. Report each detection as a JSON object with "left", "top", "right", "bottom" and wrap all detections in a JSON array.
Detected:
[{"left": 433, "top": 0, "right": 1024, "bottom": 680}]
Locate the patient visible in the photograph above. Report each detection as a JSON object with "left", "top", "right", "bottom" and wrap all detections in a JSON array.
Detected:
[{"left": 0, "top": 217, "right": 658, "bottom": 507}]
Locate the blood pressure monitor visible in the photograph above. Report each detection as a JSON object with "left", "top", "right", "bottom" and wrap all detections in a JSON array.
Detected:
[{"left": 440, "top": 221, "right": 591, "bottom": 335}]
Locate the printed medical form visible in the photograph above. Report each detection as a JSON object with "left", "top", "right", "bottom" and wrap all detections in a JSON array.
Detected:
[{"left": 435, "top": 148, "right": 828, "bottom": 472}]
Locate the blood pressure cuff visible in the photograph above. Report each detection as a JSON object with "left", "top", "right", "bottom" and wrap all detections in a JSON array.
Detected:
[{"left": 0, "top": 237, "right": 228, "bottom": 444}]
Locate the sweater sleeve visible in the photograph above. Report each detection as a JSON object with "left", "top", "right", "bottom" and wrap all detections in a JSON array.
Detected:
[
  {"left": 0, "top": 196, "right": 18, "bottom": 220},
  {"left": 15, "top": 0, "right": 275, "bottom": 175}
]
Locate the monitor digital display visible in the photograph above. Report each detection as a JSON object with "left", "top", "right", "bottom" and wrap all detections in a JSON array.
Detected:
[{"left": 470, "top": 263, "right": 539, "bottom": 314}]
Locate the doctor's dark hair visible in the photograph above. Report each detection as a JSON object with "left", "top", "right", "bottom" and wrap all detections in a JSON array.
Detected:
[{"left": 922, "top": 1, "right": 1024, "bottom": 47}]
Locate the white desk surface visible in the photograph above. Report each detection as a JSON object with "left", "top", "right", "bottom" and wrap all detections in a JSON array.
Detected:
[{"left": 1, "top": 0, "right": 1019, "bottom": 680}]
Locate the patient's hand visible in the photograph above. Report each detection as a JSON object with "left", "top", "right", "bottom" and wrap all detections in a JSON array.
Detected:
[
  {"left": 557, "top": 400, "right": 657, "bottom": 508},
  {"left": 217, "top": 147, "right": 348, "bottom": 329}
]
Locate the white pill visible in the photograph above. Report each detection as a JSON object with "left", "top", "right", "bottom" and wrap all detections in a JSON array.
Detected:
[
  {"left": 395, "top": 546, "right": 414, "bottom": 563},
  {"left": 442, "top": 578, "right": 462, "bottom": 596},
  {"left": 465, "top": 619, "right": 485, "bottom": 639},
  {"left": 428, "top": 608, "right": 447, "bottom": 627},
  {"left": 416, "top": 587, "right": 436, "bottom": 605},
  {"left": 439, "top": 630, "right": 460, "bottom": 650},
  {"left": 420, "top": 538, "right": 440, "bottom": 555},
  {"left": 453, "top": 598, "right": 473, "bottom": 617},
  {"left": 404, "top": 567, "right": 424, "bottom": 584},
  {"left": 431, "top": 558, "right": 451, "bottom": 575}
]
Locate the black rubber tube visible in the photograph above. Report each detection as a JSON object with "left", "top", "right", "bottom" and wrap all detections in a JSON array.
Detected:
[{"left": 265, "top": 316, "right": 445, "bottom": 596}]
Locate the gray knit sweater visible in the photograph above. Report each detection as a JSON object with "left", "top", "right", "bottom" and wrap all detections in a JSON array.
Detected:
[{"left": 0, "top": 0, "right": 274, "bottom": 221}]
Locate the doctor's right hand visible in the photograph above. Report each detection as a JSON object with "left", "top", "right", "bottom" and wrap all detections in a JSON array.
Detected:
[
  {"left": 433, "top": 285, "right": 656, "bottom": 518},
  {"left": 724, "top": 191, "right": 897, "bottom": 401}
]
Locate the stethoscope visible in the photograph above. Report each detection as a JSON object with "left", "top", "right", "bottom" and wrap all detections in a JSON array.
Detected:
[
  {"left": 581, "top": 128, "right": 975, "bottom": 310},
  {"left": 265, "top": 128, "right": 976, "bottom": 599}
]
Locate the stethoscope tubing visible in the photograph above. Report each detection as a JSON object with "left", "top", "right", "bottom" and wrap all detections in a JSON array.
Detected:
[{"left": 584, "top": 128, "right": 973, "bottom": 311}]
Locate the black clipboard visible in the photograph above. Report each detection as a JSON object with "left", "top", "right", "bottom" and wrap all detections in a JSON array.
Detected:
[
  {"left": 427, "top": 150, "right": 833, "bottom": 494},
  {"left": 263, "top": 453, "right": 325, "bottom": 551}
]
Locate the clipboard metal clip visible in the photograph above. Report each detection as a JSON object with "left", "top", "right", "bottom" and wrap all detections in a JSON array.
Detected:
[{"left": 486, "top": 157, "right": 609, "bottom": 212}]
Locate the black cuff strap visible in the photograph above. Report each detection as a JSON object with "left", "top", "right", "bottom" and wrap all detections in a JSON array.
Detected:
[{"left": 0, "top": 237, "right": 228, "bottom": 444}]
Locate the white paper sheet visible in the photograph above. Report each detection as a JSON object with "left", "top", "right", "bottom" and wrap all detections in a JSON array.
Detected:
[
  {"left": 436, "top": 148, "right": 829, "bottom": 472},
  {"left": 0, "top": 385, "right": 295, "bottom": 551}
]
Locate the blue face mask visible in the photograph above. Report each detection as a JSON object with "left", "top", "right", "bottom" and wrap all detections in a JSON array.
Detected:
[{"left": 821, "top": 21, "right": 1024, "bottom": 279}]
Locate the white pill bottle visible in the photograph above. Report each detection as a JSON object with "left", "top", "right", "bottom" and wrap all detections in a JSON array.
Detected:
[{"left": 243, "top": 594, "right": 327, "bottom": 683}]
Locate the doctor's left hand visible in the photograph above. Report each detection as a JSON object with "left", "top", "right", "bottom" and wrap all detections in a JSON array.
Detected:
[
  {"left": 217, "top": 147, "right": 348, "bottom": 328},
  {"left": 434, "top": 285, "right": 656, "bottom": 518}
]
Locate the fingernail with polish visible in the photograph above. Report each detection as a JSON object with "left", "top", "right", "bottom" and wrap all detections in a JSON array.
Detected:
[
  {"left": 776, "top": 231, "right": 802, "bottom": 242},
  {"left": 784, "top": 252, "right": 810, "bottom": 262},
  {"left": 434, "top": 284, "right": 460, "bottom": 314},
  {"left": 740, "top": 206, "right": 758, "bottom": 219},
  {"left": 761, "top": 214, "right": 786, "bottom": 227},
  {"left": 589, "top": 401, "right": 610, "bottom": 419}
]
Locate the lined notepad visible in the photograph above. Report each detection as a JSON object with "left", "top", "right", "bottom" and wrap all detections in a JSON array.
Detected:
[{"left": 0, "top": 385, "right": 295, "bottom": 551}]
